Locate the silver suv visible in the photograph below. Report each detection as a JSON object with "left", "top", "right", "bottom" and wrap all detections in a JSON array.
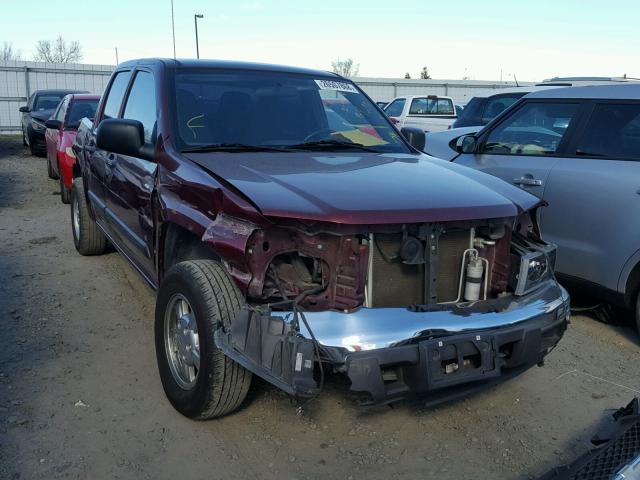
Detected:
[{"left": 452, "top": 84, "right": 640, "bottom": 333}]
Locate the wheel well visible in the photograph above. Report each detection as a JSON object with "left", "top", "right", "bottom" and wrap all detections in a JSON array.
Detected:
[
  {"left": 624, "top": 261, "right": 640, "bottom": 308},
  {"left": 161, "top": 223, "right": 220, "bottom": 278}
]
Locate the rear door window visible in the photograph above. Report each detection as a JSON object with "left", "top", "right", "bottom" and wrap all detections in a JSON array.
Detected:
[
  {"left": 384, "top": 98, "right": 405, "bottom": 117},
  {"left": 122, "top": 71, "right": 157, "bottom": 144},
  {"left": 102, "top": 70, "right": 132, "bottom": 120},
  {"left": 574, "top": 103, "right": 640, "bottom": 160},
  {"left": 481, "top": 102, "right": 579, "bottom": 156}
]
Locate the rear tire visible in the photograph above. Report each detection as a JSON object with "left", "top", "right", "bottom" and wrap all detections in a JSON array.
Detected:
[
  {"left": 155, "top": 260, "right": 252, "bottom": 419},
  {"left": 47, "top": 155, "right": 59, "bottom": 179},
  {"left": 60, "top": 176, "right": 70, "bottom": 204},
  {"left": 71, "top": 178, "right": 107, "bottom": 255}
]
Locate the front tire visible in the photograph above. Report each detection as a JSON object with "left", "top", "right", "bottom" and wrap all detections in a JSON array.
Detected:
[
  {"left": 70, "top": 178, "right": 107, "bottom": 255},
  {"left": 155, "top": 260, "right": 252, "bottom": 419}
]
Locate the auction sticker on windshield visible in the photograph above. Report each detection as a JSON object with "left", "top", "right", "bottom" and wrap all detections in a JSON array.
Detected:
[{"left": 315, "top": 79, "right": 359, "bottom": 93}]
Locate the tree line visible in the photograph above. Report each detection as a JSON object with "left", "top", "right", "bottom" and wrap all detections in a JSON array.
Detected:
[
  {"left": 332, "top": 59, "right": 432, "bottom": 80},
  {"left": 1, "top": 36, "right": 82, "bottom": 63}
]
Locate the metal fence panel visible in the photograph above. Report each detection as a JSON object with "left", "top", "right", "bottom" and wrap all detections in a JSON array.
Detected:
[{"left": 0, "top": 60, "right": 113, "bottom": 133}]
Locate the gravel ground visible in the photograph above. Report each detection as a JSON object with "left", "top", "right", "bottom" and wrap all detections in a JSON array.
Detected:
[{"left": 1, "top": 136, "right": 639, "bottom": 480}]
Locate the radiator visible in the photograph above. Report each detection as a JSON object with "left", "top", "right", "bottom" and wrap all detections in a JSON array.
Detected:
[{"left": 367, "top": 229, "right": 471, "bottom": 307}]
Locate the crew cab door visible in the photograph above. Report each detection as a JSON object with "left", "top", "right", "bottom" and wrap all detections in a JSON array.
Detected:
[
  {"left": 103, "top": 69, "right": 158, "bottom": 282},
  {"left": 541, "top": 101, "right": 640, "bottom": 291},
  {"left": 87, "top": 70, "right": 133, "bottom": 222},
  {"left": 454, "top": 100, "right": 582, "bottom": 200}
]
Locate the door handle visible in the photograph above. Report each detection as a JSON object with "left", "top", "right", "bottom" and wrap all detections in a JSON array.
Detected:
[
  {"left": 513, "top": 177, "right": 542, "bottom": 187},
  {"left": 105, "top": 153, "right": 117, "bottom": 168}
]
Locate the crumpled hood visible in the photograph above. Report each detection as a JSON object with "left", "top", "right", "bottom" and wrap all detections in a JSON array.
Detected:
[
  {"left": 30, "top": 110, "right": 54, "bottom": 122},
  {"left": 185, "top": 151, "right": 541, "bottom": 224}
]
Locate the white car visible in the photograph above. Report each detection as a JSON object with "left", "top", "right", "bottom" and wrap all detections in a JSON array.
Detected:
[{"left": 383, "top": 95, "right": 457, "bottom": 132}]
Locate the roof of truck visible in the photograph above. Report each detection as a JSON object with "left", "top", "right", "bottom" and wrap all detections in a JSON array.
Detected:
[
  {"left": 525, "top": 83, "right": 640, "bottom": 100},
  {"left": 117, "top": 58, "right": 341, "bottom": 78}
]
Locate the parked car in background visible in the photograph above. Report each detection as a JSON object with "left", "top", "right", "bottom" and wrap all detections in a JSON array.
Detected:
[
  {"left": 44, "top": 94, "right": 100, "bottom": 203},
  {"left": 452, "top": 86, "right": 559, "bottom": 129},
  {"left": 451, "top": 84, "right": 640, "bottom": 333},
  {"left": 375, "top": 101, "right": 388, "bottom": 109},
  {"left": 453, "top": 78, "right": 640, "bottom": 130},
  {"left": 19, "top": 89, "right": 88, "bottom": 155},
  {"left": 71, "top": 58, "right": 567, "bottom": 419},
  {"left": 384, "top": 94, "right": 457, "bottom": 132}
]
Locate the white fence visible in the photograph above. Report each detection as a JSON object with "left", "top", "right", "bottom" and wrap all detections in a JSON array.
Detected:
[
  {"left": 355, "top": 77, "right": 533, "bottom": 104},
  {"left": 0, "top": 60, "right": 113, "bottom": 134},
  {"left": 0, "top": 60, "right": 533, "bottom": 134}
]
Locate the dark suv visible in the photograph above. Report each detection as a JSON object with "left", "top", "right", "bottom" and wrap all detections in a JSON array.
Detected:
[
  {"left": 71, "top": 58, "right": 568, "bottom": 419},
  {"left": 19, "top": 89, "right": 88, "bottom": 155}
]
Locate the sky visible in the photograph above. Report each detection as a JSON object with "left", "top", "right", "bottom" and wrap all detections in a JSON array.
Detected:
[{"left": 1, "top": 0, "right": 639, "bottom": 82}]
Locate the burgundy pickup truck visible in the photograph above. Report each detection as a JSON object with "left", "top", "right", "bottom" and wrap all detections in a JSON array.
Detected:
[{"left": 71, "top": 58, "right": 569, "bottom": 419}]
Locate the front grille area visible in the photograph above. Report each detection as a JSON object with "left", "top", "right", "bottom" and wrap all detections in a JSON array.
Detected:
[{"left": 368, "top": 229, "right": 471, "bottom": 307}]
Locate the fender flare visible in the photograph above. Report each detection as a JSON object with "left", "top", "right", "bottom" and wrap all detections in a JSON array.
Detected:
[{"left": 618, "top": 247, "right": 640, "bottom": 307}]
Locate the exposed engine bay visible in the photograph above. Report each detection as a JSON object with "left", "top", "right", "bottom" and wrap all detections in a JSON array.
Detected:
[{"left": 242, "top": 212, "right": 547, "bottom": 312}]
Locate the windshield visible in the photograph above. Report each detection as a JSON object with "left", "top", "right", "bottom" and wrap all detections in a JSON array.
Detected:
[
  {"left": 173, "top": 70, "right": 409, "bottom": 153},
  {"left": 67, "top": 99, "right": 99, "bottom": 128},
  {"left": 34, "top": 94, "right": 65, "bottom": 112}
]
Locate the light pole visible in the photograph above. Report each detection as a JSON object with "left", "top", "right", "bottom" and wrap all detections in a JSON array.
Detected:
[
  {"left": 171, "top": 0, "right": 176, "bottom": 59},
  {"left": 194, "top": 14, "right": 204, "bottom": 59}
]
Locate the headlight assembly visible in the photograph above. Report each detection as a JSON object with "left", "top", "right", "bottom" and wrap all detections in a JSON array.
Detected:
[
  {"left": 510, "top": 232, "right": 557, "bottom": 296},
  {"left": 31, "top": 119, "right": 45, "bottom": 132}
]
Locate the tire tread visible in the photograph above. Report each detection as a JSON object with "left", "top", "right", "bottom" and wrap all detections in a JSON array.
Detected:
[{"left": 71, "top": 178, "right": 107, "bottom": 256}]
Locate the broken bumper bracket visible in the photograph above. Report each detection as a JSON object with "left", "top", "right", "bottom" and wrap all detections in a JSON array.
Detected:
[{"left": 214, "top": 309, "right": 320, "bottom": 398}]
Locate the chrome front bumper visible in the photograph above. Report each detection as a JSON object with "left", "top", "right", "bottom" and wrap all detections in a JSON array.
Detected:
[
  {"left": 217, "top": 280, "right": 569, "bottom": 404},
  {"left": 273, "top": 280, "right": 569, "bottom": 360}
]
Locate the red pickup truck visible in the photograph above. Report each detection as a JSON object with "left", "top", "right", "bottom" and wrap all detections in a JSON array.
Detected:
[{"left": 71, "top": 58, "right": 569, "bottom": 419}]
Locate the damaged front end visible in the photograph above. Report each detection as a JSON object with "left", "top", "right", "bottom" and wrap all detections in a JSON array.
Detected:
[{"left": 212, "top": 211, "right": 570, "bottom": 405}]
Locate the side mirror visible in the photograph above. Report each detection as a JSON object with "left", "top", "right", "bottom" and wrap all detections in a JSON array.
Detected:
[
  {"left": 45, "top": 119, "right": 62, "bottom": 130},
  {"left": 456, "top": 135, "right": 477, "bottom": 154},
  {"left": 19, "top": 106, "right": 29, "bottom": 113},
  {"left": 96, "top": 119, "right": 152, "bottom": 160},
  {"left": 400, "top": 127, "right": 426, "bottom": 151}
]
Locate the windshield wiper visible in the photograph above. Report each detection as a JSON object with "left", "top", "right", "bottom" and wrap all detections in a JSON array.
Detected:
[
  {"left": 181, "top": 143, "right": 292, "bottom": 153},
  {"left": 287, "top": 140, "right": 379, "bottom": 152}
]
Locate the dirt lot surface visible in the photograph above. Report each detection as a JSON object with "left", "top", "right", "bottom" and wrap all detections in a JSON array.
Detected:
[{"left": 0, "top": 136, "right": 639, "bottom": 480}]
